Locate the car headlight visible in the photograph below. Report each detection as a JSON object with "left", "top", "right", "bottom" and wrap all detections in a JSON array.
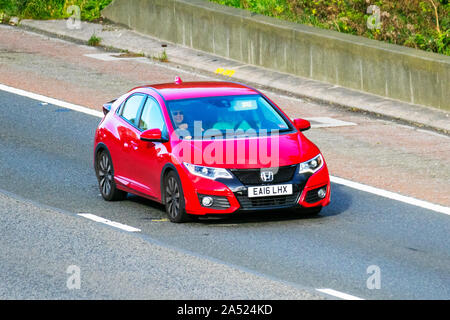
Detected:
[
  {"left": 299, "top": 154, "right": 324, "bottom": 174},
  {"left": 183, "top": 163, "right": 233, "bottom": 180}
]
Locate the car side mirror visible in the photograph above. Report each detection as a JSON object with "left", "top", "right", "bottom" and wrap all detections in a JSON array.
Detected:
[
  {"left": 140, "top": 129, "right": 168, "bottom": 142},
  {"left": 293, "top": 118, "right": 311, "bottom": 132}
]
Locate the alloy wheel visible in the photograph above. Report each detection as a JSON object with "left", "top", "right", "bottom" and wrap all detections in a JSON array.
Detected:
[
  {"left": 165, "top": 176, "right": 180, "bottom": 219},
  {"left": 98, "top": 152, "right": 113, "bottom": 197}
]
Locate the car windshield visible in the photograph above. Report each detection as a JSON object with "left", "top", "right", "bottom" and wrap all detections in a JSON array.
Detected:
[{"left": 166, "top": 95, "right": 293, "bottom": 139}]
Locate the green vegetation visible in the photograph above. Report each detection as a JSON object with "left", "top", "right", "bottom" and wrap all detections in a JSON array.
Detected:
[
  {"left": 0, "top": 0, "right": 113, "bottom": 21},
  {"left": 87, "top": 33, "right": 101, "bottom": 46},
  {"left": 209, "top": 0, "right": 449, "bottom": 56},
  {"left": 1, "top": 0, "right": 447, "bottom": 55},
  {"left": 152, "top": 49, "right": 169, "bottom": 62}
]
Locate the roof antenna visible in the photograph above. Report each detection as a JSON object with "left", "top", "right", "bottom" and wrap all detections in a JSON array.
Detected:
[{"left": 174, "top": 76, "right": 183, "bottom": 84}]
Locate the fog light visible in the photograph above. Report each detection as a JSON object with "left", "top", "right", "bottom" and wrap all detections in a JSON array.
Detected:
[
  {"left": 202, "top": 196, "right": 214, "bottom": 207},
  {"left": 317, "top": 187, "right": 327, "bottom": 199}
]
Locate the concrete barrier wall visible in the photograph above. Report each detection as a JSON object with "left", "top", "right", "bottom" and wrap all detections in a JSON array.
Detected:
[{"left": 102, "top": 0, "right": 450, "bottom": 110}]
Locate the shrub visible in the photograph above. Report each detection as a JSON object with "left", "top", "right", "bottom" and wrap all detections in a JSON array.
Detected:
[
  {"left": 210, "top": 0, "right": 449, "bottom": 56},
  {"left": 87, "top": 33, "right": 101, "bottom": 46},
  {"left": 0, "top": 0, "right": 113, "bottom": 21}
]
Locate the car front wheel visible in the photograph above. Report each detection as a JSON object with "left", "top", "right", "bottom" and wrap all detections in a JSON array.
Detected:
[{"left": 164, "top": 171, "right": 189, "bottom": 223}]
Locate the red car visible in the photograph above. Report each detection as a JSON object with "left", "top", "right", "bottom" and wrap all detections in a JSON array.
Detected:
[{"left": 94, "top": 79, "right": 330, "bottom": 222}]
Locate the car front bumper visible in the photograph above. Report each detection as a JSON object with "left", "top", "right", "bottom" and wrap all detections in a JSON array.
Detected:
[{"left": 180, "top": 163, "right": 331, "bottom": 216}]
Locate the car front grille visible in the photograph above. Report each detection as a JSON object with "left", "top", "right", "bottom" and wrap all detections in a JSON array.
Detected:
[{"left": 230, "top": 165, "right": 297, "bottom": 185}]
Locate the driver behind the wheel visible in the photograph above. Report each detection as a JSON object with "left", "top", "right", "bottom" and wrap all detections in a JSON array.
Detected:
[{"left": 172, "top": 109, "right": 188, "bottom": 130}]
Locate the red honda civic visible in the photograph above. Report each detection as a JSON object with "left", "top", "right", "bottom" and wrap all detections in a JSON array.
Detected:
[{"left": 94, "top": 78, "right": 331, "bottom": 222}]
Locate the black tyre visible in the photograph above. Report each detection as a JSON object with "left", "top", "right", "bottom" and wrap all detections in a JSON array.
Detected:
[
  {"left": 164, "top": 171, "right": 189, "bottom": 223},
  {"left": 95, "top": 149, "right": 127, "bottom": 201}
]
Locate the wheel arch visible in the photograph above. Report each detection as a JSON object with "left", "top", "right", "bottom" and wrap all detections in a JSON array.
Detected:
[
  {"left": 160, "top": 163, "right": 180, "bottom": 205},
  {"left": 95, "top": 142, "right": 109, "bottom": 157},
  {"left": 94, "top": 143, "right": 109, "bottom": 169}
]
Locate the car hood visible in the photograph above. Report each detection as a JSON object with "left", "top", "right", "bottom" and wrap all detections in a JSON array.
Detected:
[{"left": 171, "top": 132, "right": 320, "bottom": 169}]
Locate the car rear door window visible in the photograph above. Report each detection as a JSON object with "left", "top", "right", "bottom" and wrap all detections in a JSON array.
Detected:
[
  {"left": 121, "top": 94, "right": 145, "bottom": 126},
  {"left": 139, "top": 96, "right": 166, "bottom": 133}
]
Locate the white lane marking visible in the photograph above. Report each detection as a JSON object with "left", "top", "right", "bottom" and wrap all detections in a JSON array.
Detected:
[
  {"left": 0, "top": 83, "right": 103, "bottom": 118},
  {"left": 84, "top": 53, "right": 122, "bottom": 61},
  {"left": 306, "top": 117, "right": 357, "bottom": 128},
  {"left": 331, "top": 176, "right": 450, "bottom": 216},
  {"left": 2, "top": 83, "right": 449, "bottom": 216},
  {"left": 78, "top": 213, "right": 141, "bottom": 232},
  {"left": 84, "top": 53, "right": 147, "bottom": 62},
  {"left": 316, "top": 288, "right": 364, "bottom": 300}
]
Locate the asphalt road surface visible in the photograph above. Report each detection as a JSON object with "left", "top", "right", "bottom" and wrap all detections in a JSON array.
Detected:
[{"left": 1, "top": 90, "right": 449, "bottom": 299}]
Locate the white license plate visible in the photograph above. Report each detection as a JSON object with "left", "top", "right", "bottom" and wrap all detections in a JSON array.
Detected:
[{"left": 248, "top": 184, "right": 293, "bottom": 198}]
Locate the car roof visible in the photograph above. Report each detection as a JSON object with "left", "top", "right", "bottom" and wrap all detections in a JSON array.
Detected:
[{"left": 131, "top": 81, "right": 259, "bottom": 101}]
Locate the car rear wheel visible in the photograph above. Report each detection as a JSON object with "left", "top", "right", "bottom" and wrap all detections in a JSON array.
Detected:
[
  {"left": 164, "top": 171, "right": 189, "bottom": 223},
  {"left": 96, "top": 150, "right": 127, "bottom": 201}
]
